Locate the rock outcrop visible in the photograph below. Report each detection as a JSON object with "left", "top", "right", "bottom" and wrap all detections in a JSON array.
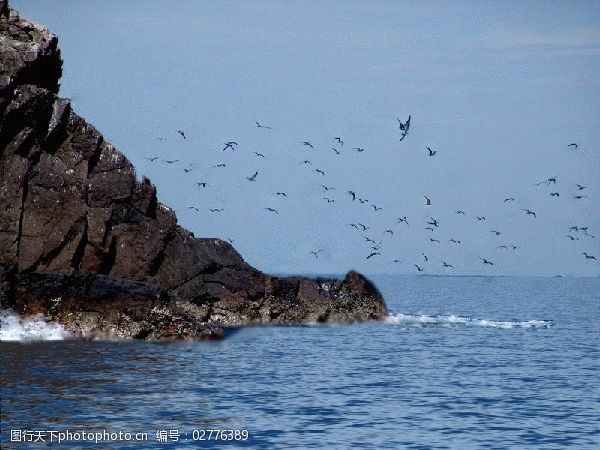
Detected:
[{"left": 0, "top": 2, "right": 387, "bottom": 339}]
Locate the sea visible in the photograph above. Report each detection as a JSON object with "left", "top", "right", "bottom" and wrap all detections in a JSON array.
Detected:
[{"left": 1, "top": 275, "right": 599, "bottom": 449}]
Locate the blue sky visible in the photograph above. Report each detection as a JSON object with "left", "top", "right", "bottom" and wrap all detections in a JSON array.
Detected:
[{"left": 13, "top": 0, "right": 600, "bottom": 276}]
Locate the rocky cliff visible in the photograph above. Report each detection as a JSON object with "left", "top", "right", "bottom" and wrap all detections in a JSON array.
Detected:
[{"left": 0, "top": 3, "right": 387, "bottom": 339}]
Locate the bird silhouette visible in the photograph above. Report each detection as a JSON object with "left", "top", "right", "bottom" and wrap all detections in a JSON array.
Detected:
[
  {"left": 550, "top": 192, "right": 560, "bottom": 197},
  {"left": 429, "top": 238, "right": 440, "bottom": 243},
  {"left": 456, "top": 210, "right": 467, "bottom": 215},
  {"left": 254, "top": 152, "right": 266, "bottom": 158},
  {"left": 322, "top": 185, "right": 335, "bottom": 191},
  {"left": 424, "top": 195, "right": 431, "bottom": 206},
  {"left": 414, "top": 264, "right": 424, "bottom": 272},
  {"left": 384, "top": 229, "right": 394, "bottom": 235},
  {"left": 397, "top": 217, "right": 409, "bottom": 225},
  {"left": 427, "top": 217, "right": 439, "bottom": 227},
  {"left": 582, "top": 252, "right": 596, "bottom": 260},
  {"left": 366, "top": 252, "right": 381, "bottom": 260},
  {"left": 422, "top": 253, "right": 428, "bottom": 262},
  {"left": 331, "top": 147, "right": 342, "bottom": 154},
  {"left": 480, "top": 258, "right": 494, "bottom": 266},
  {"left": 476, "top": 216, "right": 486, "bottom": 221},
  {"left": 164, "top": 159, "right": 179, "bottom": 164},
  {"left": 299, "top": 160, "right": 312, "bottom": 165},
  {"left": 334, "top": 137, "right": 344, "bottom": 146},
  {"left": 567, "top": 143, "right": 578, "bottom": 149},
  {"left": 315, "top": 169, "right": 325, "bottom": 176},
  {"left": 503, "top": 197, "right": 515, "bottom": 202},
  {"left": 348, "top": 223, "right": 359, "bottom": 230},
  {"left": 145, "top": 156, "right": 159, "bottom": 162},
  {"left": 223, "top": 142, "right": 238, "bottom": 151},
  {"left": 576, "top": 184, "right": 587, "bottom": 190},
  {"left": 183, "top": 167, "right": 194, "bottom": 173},
  {"left": 256, "top": 121, "right": 272, "bottom": 129},
  {"left": 274, "top": 192, "right": 287, "bottom": 197},
  {"left": 188, "top": 206, "right": 199, "bottom": 212},
  {"left": 210, "top": 208, "right": 223, "bottom": 213},
  {"left": 522, "top": 208, "right": 537, "bottom": 217},
  {"left": 357, "top": 223, "right": 370, "bottom": 231},
  {"left": 177, "top": 129, "right": 186, "bottom": 139},
  {"left": 372, "top": 205, "right": 382, "bottom": 211},
  {"left": 196, "top": 182, "right": 209, "bottom": 188},
  {"left": 574, "top": 195, "right": 588, "bottom": 200},
  {"left": 247, "top": 171, "right": 259, "bottom": 182},
  {"left": 323, "top": 198, "right": 335, "bottom": 203},
  {"left": 425, "top": 227, "right": 434, "bottom": 232},
  {"left": 427, "top": 147, "right": 436, "bottom": 156},
  {"left": 302, "top": 141, "right": 314, "bottom": 149},
  {"left": 310, "top": 250, "right": 322, "bottom": 259},
  {"left": 347, "top": 191, "right": 357, "bottom": 201},
  {"left": 353, "top": 147, "right": 365, "bottom": 152},
  {"left": 265, "top": 207, "right": 279, "bottom": 214},
  {"left": 442, "top": 261, "right": 454, "bottom": 268},
  {"left": 449, "top": 239, "right": 462, "bottom": 244},
  {"left": 491, "top": 230, "right": 502, "bottom": 236},
  {"left": 212, "top": 163, "right": 227, "bottom": 168}
]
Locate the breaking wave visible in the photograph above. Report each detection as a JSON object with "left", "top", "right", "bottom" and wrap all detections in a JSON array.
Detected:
[
  {"left": 0, "top": 309, "right": 71, "bottom": 341},
  {"left": 386, "top": 313, "right": 552, "bottom": 329}
]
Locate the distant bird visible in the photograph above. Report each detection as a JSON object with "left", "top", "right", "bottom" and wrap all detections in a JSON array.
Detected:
[
  {"left": 574, "top": 195, "right": 588, "bottom": 200},
  {"left": 442, "top": 261, "right": 454, "bottom": 268},
  {"left": 550, "top": 192, "right": 560, "bottom": 197},
  {"left": 424, "top": 195, "right": 431, "bottom": 206},
  {"left": 225, "top": 237, "right": 234, "bottom": 244},
  {"left": 315, "top": 169, "right": 325, "bottom": 176},
  {"left": 223, "top": 142, "right": 238, "bottom": 151},
  {"left": 254, "top": 152, "right": 266, "bottom": 158},
  {"left": 353, "top": 147, "right": 365, "bottom": 152},
  {"left": 429, "top": 238, "right": 440, "bottom": 243},
  {"left": 210, "top": 208, "right": 223, "bottom": 213},
  {"left": 302, "top": 141, "right": 314, "bottom": 149},
  {"left": 480, "top": 258, "right": 494, "bottom": 266},
  {"left": 535, "top": 176, "right": 557, "bottom": 186},
  {"left": 331, "top": 147, "right": 342, "bottom": 155},
  {"left": 427, "top": 217, "right": 439, "bottom": 227},
  {"left": 359, "top": 198, "right": 369, "bottom": 204},
  {"left": 256, "top": 121, "right": 271, "bottom": 129},
  {"left": 511, "top": 245, "right": 519, "bottom": 250},
  {"left": 398, "top": 115, "right": 411, "bottom": 141},
  {"left": 188, "top": 206, "right": 199, "bottom": 212},
  {"left": 357, "top": 223, "right": 369, "bottom": 231},
  {"left": 212, "top": 163, "right": 227, "bottom": 168},
  {"left": 426, "top": 147, "right": 436, "bottom": 156},
  {"left": 491, "top": 230, "right": 502, "bottom": 236},
  {"left": 299, "top": 160, "right": 312, "bottom": 165},
  {"left": 183, "top": 167, "right": 194, "bottom": 173},
  {"left": 196, "top": 182, "right": 209, "bottom": 188},
  {"left": 371, "top": 245, "right": 382, "bottom": 251},
  {"left": 392, "top": 259, "right": 402, "bottom": 263},
  {"left": 397, "top": 216, "right": 409, "bottom": 225},
  {"left": 145, "top": 156, "right": 159, "bottom": 162},
  {"left": 570, "top": 226, "right": 579, "bottom": 232},
  {"left": 323, "top": 197, "right": 335, "bottom": 203},
  {"left": 274, "top": 192, "right": 287, "bottom": 197},
  {"left": 456, "top": 210, "right": 466, "bottom": 215},
  {"left": 422, "top": 253, "right": 428, "bottom": 262},
  {"left": 504, "top": 197, "right": 515, "bottom": 203},
  {"left": 497, "top": 245, "right": 508, "bottom": 249},
  {"left": 476, "top": 216, "right": 486, "bottom": 221},
  {"left": 449, "top": 239, "right": 461, "bottom": 244},
  {"left": 334, "top": 137, "right": 344, "bottom": 146},
  {"left": 567, "top": 143, "right": 578, "bottom": 149},
  {"left": 363, "top": 236, "right": 376, "bottom": 244},
  {"left": 366, "top": 252, "right": 381, "bottom": 260},
  {"left": 576, "top": 184, "right": 587, "bottom": 190},
  {"left": 322, "top": 185, "right": 335, "bottom": 191},
  {"left": 164, "top": 159, "right": 179, "bottom": 164},
  {"left": 348, "top": 223, "right": 359, "bottom": 230},
  {"left": 177, "top": 129, "right": 186, "bottom": 139},
  {"left": 265, "top": 207, "right": 279, "bottom": 214},
  {"left": 347, "top": 190, "right": 357, "bottom": 201},
  {"left": 567, "top": 235, "right": 578, "bottom": 241},
  {"left": 247, "top": 171, "right": 259, "bottom": 182},
  {"left": 522, "top": 208, "right": 537, "bottom": 217},
  {"left": 310, "top": 250, "right": 322, "bottom": 259},
  {"left": 384, "top": 229, "right": 394, "bottom": 235},
  {"left": 425, "top": 227, "right": 434, "bottom": 232},
  {"left": 414, "top": 264, "right": 424, "bottom": 272},
  {"left": 582, "top": 252, "right": 596, "bottom": 260},
  {"left": 372, "top": 205, "right": 382, "bottom": 211}
]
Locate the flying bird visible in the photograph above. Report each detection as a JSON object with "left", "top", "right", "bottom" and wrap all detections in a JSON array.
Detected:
[
  {"left": 425, "top": 227, "right": 434, "bottom": 232},
  {"left": 177, "top": 129, "right": 186, "bottom": 139},
  {"left": 188, "top": 206, "right": 199, "bottom": 212},
  {"left": 582, "top": 252, "right": 596, "bottom": 260},
  {"left": 414, "top": 264, "right": 424, "bottom": 272},
  {"left": 331, "top": 147, "right": 342, "bottom": 155},
  {"left": 522, "top": 208, "right": 537, "bottom": 217},
  {"left": 164, "top": 159, "right": 179, "bottom": 164},
  {"left": 210, "top": 208, "right": 224, "bottom": 213},
  {"left": 247, "top": 171, "right": 259, "bottom": 181},
  {"left": 456, "top": 210, "right": 466, "bottom": 215},
  {"left": 442, "top": 261, "right": 454, "bottom": 268},
  {"left": 315, "top": 169, "right": 325, "bottom": 176},
  {"left": 212, "top": 163, "right": 227, "bottom": 168},
  {"left": 429, "top": 238, "right": 440, "bottom": 243},
  {"left": 397, "top": 115, "right": 411, "bottom": 131},
  {"left": 366, "top": 252, "right": 381, "bottom": 260},
  {"left": 550, "top": 192, "right": 560, "bottom": 197},
  {"left": 302, "top": 141, "right": 314, "bottom": 149},
  {"left": 426, "top": 147, "right": 436, "bottom": 156},
  {"left": 480, "top": 258, "right": 494, "bottom": 266},
  {"left": 384, "top": 229, "right": 394, "bottom": 235},
  {"left": 576, "top": 184, "right": 587, "bottom": 190},
  {"left": 397, "top": 217, "right": 409, "bottom": 225},
  {"left": 256, "top": 122, "right": 272, "bottom": 129},
  {"left": 357, "top": 223, "right": 370, "bottom": 231},
  {"left": 183, "top": 167, "right": 194, "bottom": 173},
  {"left": 347, "top": 191, "right": 357, "bottom": 201},
  {"left": 322, "top": 185, "right": 335, "bottom": 191},
  {"left": 334, "top": 137, "right": 344, "bottom": 146},
  {"left": 567, "top": 143, "right": 578, "bottom": 149},
  {"left": 274, "top": 192, "right": 287, "bottom": 197},
  {"left": 491, "top": 230, "right": 502, "bottom": 236},
  {"left": 476, "top": 216, "right": 486, "bottom": 221},
  {"left": 196, "top": 182, "right": 209, "bottom": 188},
  {"left": 504, "top": 198, "right": 515, "bottom": 203},
  {"left": 449, "top": 239, "right": 461, "bottom": 244},
  {"left": 574, "top": 195, "right": 588, "bottom": 200},
  {"left": 372, "top": 205, "right": 382, "bottom": 211},
  {"left": 145, "top": 156, "right": 159, "bottom": 162},
  {"left": 323, "top": 197, "right": 335, "bottom": 203},
  {"left": 265, "top": 207, "right": 279, "bottom": 214},
  {"left": 299, "top": 160, "right": 312, "bottom": 165},
  {"left": 422, "top": 253, "right": 428, "bottom": 262},
  {"left": 424, "top": 195, "right": 431, "bottom": 206},
  {"left": 353, "top": 147, "right": 365, "bottom": 152},
  {"left": 223, "top": 142, "right": 238, "bottom": 151},
  {"left": 254, "top": 152, "right": 266, "bottom": 158},
  {"left": 427, "top": 217, "right": 439, "bottom": 227},
  {"left": 310, "top": 250, "right": 322, "bottom": 259}
]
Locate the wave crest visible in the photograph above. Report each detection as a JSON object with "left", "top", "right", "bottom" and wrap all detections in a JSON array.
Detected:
[
  {"left": 0, "top": 309, "right": 71, "bottom": 341},
  {"left": 386, "top": 313, "right": 552, "bottom": 329}
]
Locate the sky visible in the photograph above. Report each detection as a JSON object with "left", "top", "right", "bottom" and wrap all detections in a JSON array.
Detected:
[{"left": 13, "top": 0, "right": 600, "bottom": 276}]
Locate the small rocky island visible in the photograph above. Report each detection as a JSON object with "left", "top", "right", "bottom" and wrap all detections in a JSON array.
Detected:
[{"left": 0, "top": 2, "right": 387, "bottom": 339}]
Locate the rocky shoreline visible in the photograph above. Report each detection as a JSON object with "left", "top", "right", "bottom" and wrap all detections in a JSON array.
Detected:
[{"left": 0, "top": 2, "right": 387, "bottom": 339}]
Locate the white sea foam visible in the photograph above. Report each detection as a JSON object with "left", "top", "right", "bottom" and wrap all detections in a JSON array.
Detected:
[
  {"left": 386, "top": 313, "right": 552, "bottom": 329},
  {"left": 0, "top": 309, "right": 71, "bottom": 341}
]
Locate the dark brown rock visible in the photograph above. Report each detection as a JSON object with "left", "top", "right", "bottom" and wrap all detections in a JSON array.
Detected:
[{"left": 0, "top": 2, "right": 388, "bottom": 339}]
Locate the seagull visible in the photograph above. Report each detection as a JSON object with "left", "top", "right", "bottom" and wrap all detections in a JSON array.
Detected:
[
  {"left": 359, "top": 198, "right": 369, "bottom": 204},
  {"left": 491, "top": 230, "right": 502, "bottom": 236},
  {"left": 424, "top": 195, "right": 431, "bottom": 206},
  {"left": 188, "top": 206, "right": 200, "bottom": 212},
  {"left": 323, "top": 197, "right": 335, "bottom": 203},
  {"left": 274, "top": 192, "right": 287, "bottom": 197},
  {"left": 196, "top": 182, "right": 209, "bottom": 188},
  {"left": 535, "top": 176, "right": 557, "bottom": 186},
  {"left": 476, "top": 216, "right": 486, "bottom": 221},
  {"left": 299, "top": 160, "right": 312, "bottom": 165},
  {"left": 366, "top": 252, "right": 381, "bottom": 260},
  {"left": 429, "top": 238, "right": 440, "bottom": 243},
  {"left": 347, "top": 191, "right": 357, "bottom": 201},
  {"left": 567, "top": 143, "right": 578, "bottom": 149},
  {"left": 315, "top": 169, "right": 325, "bottom": 176},
  {"left": 425, "top": 227, "right": 434, "bottom": 232},
  {"left": 456, "top": 210, "right": 467, "bottom": 215},
  {"left": 177, "top": 129, "right": 186, "bottom": 139},
  {"left": 310, "top": 250, "right": 322, "bottom": 259},
  {"left": 426, "top": 147, "right": 436, "bottom": 156},
  {"left": 331, "top": 147, "right": 342, "bottom": 155},
  {"left": 334, "top": 137, "right": 344, "bottom": 146},
  {"left": 522, "top": 208, "right": 537, "bottom": 217},
  {"left": 414, "top": 264, "right": 424, "bottom": 272},
  {"left": 256, "top": 121, "right": 272, "bottom": 129},
  {"left": 550, "top": 192, "right": 560, "bottom": 197},
  {"left": 212, "top": 163, "right": 227, "bottom": 168},
  {"left": 164, "top": 159, "right": 179, "bottom": 164},
  {"left": 392, "top": 259, "right": 402, "bottom": 263},
  {"left": 265, "top": 207, "right": 279, "bottom": 214},
  {"left": 353, "top": 147, "right": 365, "bottom": 152},
  {"left": 225, "top": 237, "right": 234, "bottom": 244},
  {"left": 511, "top": 245, "right": 520, "bottom": 250},
  {"left": 302, "top": 141, "right": 314, "bottom": 149},
  {"left": 567, "top": 235, "right": 578, "bottom": 241},
  {"left": 384, "top": 229, "right": 394, "bottom": 235},
  {"left": 576, "top": 184, "right": 587, "bottom": 190},
  {"left": 582, "top": 252, "right": 596, "bottom": 260},
  {"left": 574, "top": 195, "right": 588, "bottom": 200},
  {"left": 480, "top": 258, "right": 494, "bottom": 266},
  {"left": 372, "top": 205, "right": 383, "bottom": 211},
  {"left": 348, "top": 223, "right": 359, "bottom": 230},
  {"left": 422, "top": 253, "right": 428, "bottom": 262},
  {"left": 145, "top": 156, "right": 159, "bottom": 162},
  {"left": 363, "top": 236, "right": 376, "bottom": 243},
  {"left": 497, "top": 245, "right": 508, "bottom": 249},
  {"left": 504, "top": 197, "right": 515, "bottom": 202},
  {"left": 570, "top": 226, "right": 579, "bottom": 232},
  {"left": 357, "top": 223, "right": 370, "bottom": 231},
  {"left": 397, "top": 217, "right": 409, "bottom": 225},
  {"left": 223, "top": 142, "right": 238, "bottom": 151},
  {"left": 442, "top": 261, "right": 454, "bottom": 268},
  {"left": 322, "top": 185, "right": 335, "bottom": 191},
  {"left": 449, "top": 239, "right": 461, "bottom": 244},
  {"left": 427, "top": 217, "right": 439, "bottom": 227},
  {"left": 247, "top": 171, "right": 259, "bottom": 182},
  {"left": 183, "top": 167, "right": 194, "bottom": 173},
  {"left": 397, "top": 115, "right": 411, "bottom": 131},
  {"left": 254, "top": 152, "right": 266, "bottom": 158},
  {"left": 210, "top": 208, "right": 224, "bottom": 213}
]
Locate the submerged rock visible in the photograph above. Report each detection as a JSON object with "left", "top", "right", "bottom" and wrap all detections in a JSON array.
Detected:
[{"left": 0, "top": 2, "right": 387, "bottom": 339}]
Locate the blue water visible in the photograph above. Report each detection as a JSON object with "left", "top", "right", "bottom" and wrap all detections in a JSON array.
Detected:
[{"left": 1, "top": 276, "right": 599, "bottom": 448}]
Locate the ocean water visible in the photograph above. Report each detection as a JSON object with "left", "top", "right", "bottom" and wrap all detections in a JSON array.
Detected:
[{"left": 1, "top": 275, "right": 599, "bottom": 449}]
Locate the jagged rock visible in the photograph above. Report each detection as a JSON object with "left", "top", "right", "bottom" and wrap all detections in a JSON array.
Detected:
[{"left": 0, "top": 2, "right": 388, "bottom": 339}]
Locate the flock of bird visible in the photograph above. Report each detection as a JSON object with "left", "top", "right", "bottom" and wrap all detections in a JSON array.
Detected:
[{"left": 144, "top": 117, "right": 597, "bottom": 273}]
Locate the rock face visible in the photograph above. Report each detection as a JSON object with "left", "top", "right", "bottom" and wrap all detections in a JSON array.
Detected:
[{"left": 0, "top": 3, "right": 388, "bottom": 339}]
